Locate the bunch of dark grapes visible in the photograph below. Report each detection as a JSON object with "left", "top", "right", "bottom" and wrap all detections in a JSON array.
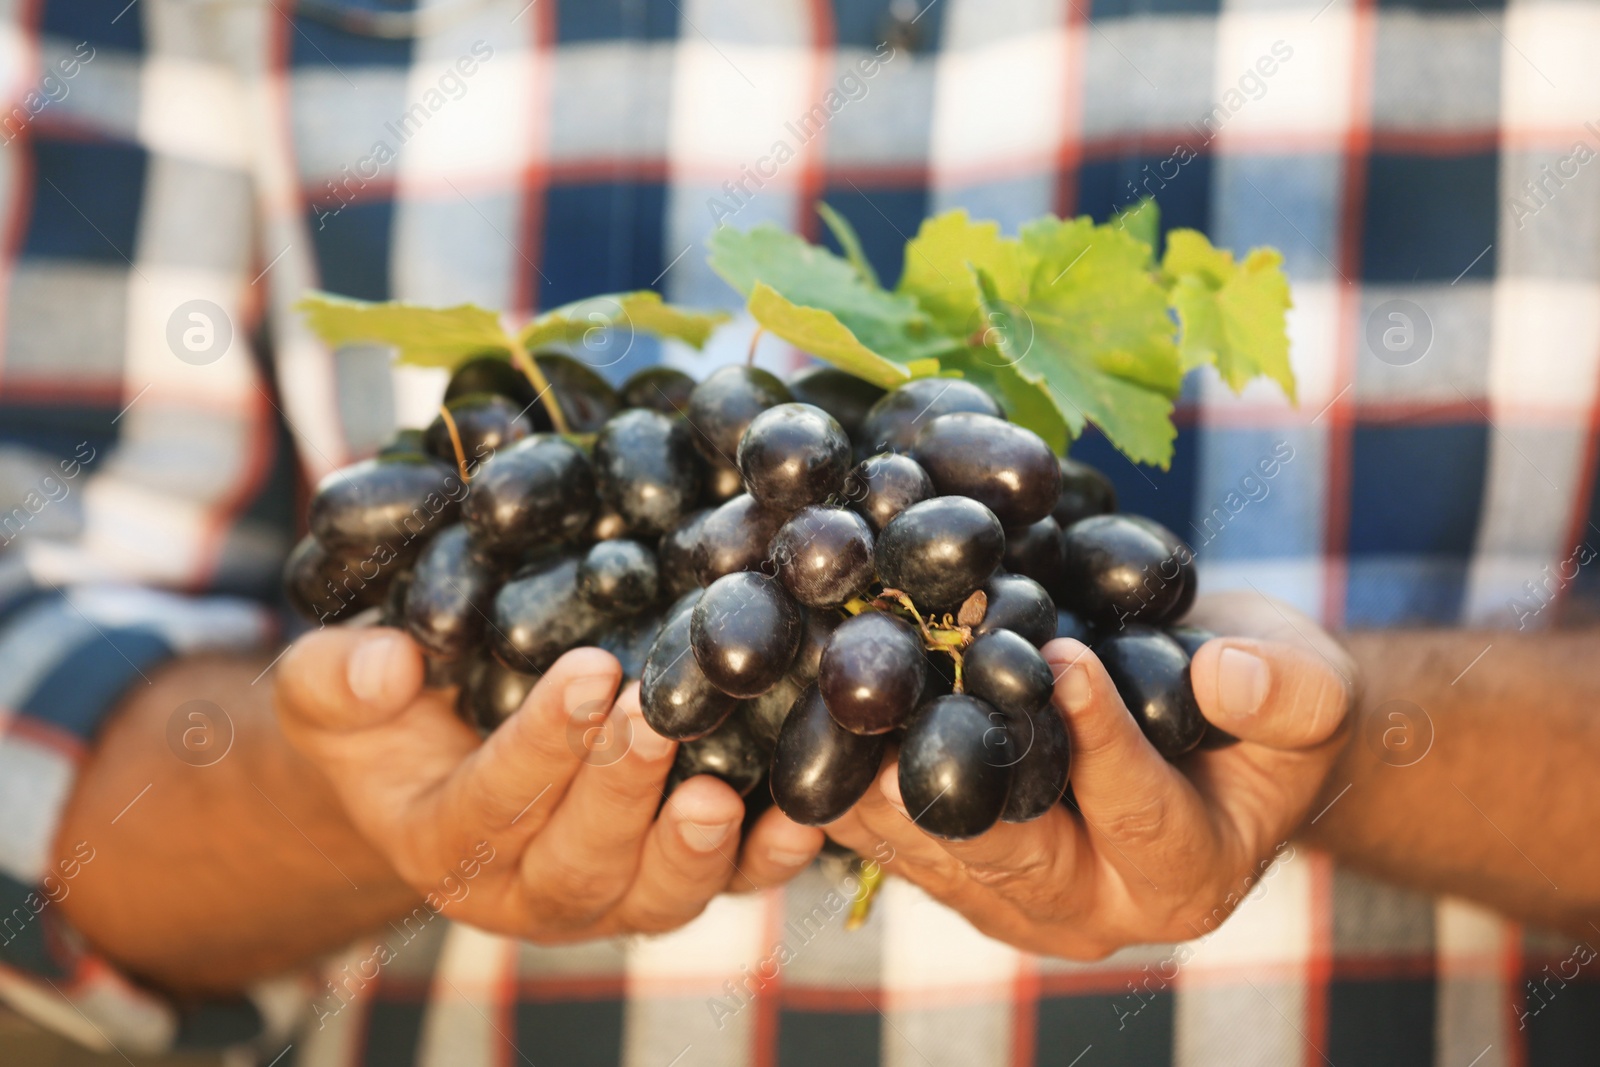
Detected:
[{"left": 284, "top": 355, "right": 1226, "bottom": 844}]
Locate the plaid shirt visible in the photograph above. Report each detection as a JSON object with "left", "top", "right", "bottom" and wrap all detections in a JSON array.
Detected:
[{"left": 2, "top": 0, "right": 1599, "bottom": 1063}]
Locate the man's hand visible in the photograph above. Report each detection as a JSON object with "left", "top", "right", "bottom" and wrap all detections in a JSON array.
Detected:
[
  {"left": 825, "top": 591, "right": 1354, "bottom": 958},
  {"left": 277, "top": 628, "right": 823, "bottom": 941}
]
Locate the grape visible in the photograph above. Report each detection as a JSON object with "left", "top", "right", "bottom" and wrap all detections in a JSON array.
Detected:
[
  {"left": 818, "top": 611, "right": 925, "bottom": 734},
  {"left": 490, "top": 556, "right": 606, "bottom": 673},
  {"left": 973, "top": 573, "right": 1056, "bottom": 649},
  {"left": 379, "top": 566, "right": 412, "bottom": 627},
  {"left": 1095, "top": 626, "right": 1205, "bottom": 758},
  {"left": 461, "top": 436, "right": 595, "bottom": 558},
  {"left": 690, "top": 572, "right": 802, "bottom": 698},
  {"left": 784, "top": 365, "right": 885, "bottom": 440},
  {"left": 425, "top": 393, "right": 532, "bottom": 470},
  {"left": 445, "top": 354, "right": 539, "bottom": 410},
  {"left": 845, "top": 453, "right": 933, "bottom": 533},
  {"left": 1166, "top": 624, "right": 1238, "bottom": 750},
  {"left": 768, "top": 506, "right": 874, "bottom": 608},
  {"left": 790, "top": 608, "right": 842, "bottom": 684},
  {"left": 594, "top": 611, "right": 668, "bottom": 682},
  {"left": 283, "top": 534, "right": 386, "bottom": 624},
  {"left": 858, "top": 378, "right": 1002, "bottom": 456},
  {"left": 425, "top": 654, "right": 471, "bottom": 688},
  {"left": 527, "top": 352, "right": 619, "bottom": 433},
  {"left": 585, "top": 505, "right": 630, "bottom": 542},
  {"left": 641, "top": 607, "right": 738, "bottom": 739},
  {"left": 1053, "top": 456, "right": 1117, "bottom": 528},
  {"left": 459, "top": 654, "right": 539, "bottom": 731},
  {"left": 1001, "top": 703, "right": 1071, "bottom": 823},
  {"left": 1002, "top": 516, "right": 1064, "bottom": 595},
  {"left": 619, "top": 366, "right": 695, "bottom": 417},
  {"left": 576, "top": 539, "right": 659, "bottom": 614},
  {"left": 1055, "top": 608, "right": 1093, "bottom": 644},
  {"left": 403, "top": 525, "right": 498, "bottom": 660},
  {"left": 741, "top": 672, "right": 805, "bottom": 751},
  {"left": 770, "top": 684, "right": 888, "bottom": 826},
  {"left": 593, "top": 409, "right": 702, "bottom": 537},
  {"left": 693, "top": 493, "right": 786, "bottom": 586},
  {"left": 1125, "top": 515, "right": 1196, "bottom": 621},
  {"left": 912, "top": 413, "right": 1061, "bottom": 528},
  {"left": 668, "top": 712, "right": 766, "bottom": 797},
  {"left": 378, "top": 428, "right": 428, "bottom": 459},
  {"left": 309, "top": 455, "right": 464, "bottom": 561},
  {"left": 963, "top": 629, "right": 1053, "bottom": 720},
  {"left": 701, "top": 461, "right": 745, "bottom": 505},
  {"left": 686, "top": 364, "right": 792, "bottom": 464},
  {"left": 737, "top": 403, "right": 852, "bottom": 512},
  {"left": 897, "top": 694, "right": 1013, "bottom": 840},
  {"left": 1059, "top": 514, "right": 1190, "bottom": 628},
  {"left": 657, "top": 507, "right": 710, "bottom": 600},
  {"left": 874, "top": 496, "right": 1005, "bottom": 614}
]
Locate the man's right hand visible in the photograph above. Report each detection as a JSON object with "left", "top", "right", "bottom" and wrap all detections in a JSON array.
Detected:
[{"left": 277, "top": 628, "right": 822, "bottom": 940}]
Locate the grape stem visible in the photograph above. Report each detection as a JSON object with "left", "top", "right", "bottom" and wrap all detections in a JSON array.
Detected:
[
  {"left": 506, "top": 335, "right": 571, "bottom": 435},
  {"left": 746, "top": 326, "right": 764, "bottom": 366},
  {"left": 846, "top": 857, "right": 885, "bottom": 931},
  {"left": 876, "top": 589, "right": 969, "bottom": 692},
  {"left": 436, "top": 404, "right": 471, "bottom": 483}
]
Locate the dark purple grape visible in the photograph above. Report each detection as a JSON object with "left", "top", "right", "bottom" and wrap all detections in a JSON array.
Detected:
[
  {"left": 1165, "top": 625, "right": 1238, "bottom": 750},
  {"left": 784, "top": 365, "right": 886, "bottom": 440},
  {"left": 445, "top": 355, "right": 538, "bottom": 409},
  {"left": 425, "top": 393, "right": 532, "bottom": 472},
  {"left": 974, "top": 573, "right": 1056, "bottom": 648},
  {"left": 657, "top": 508, "right": 710, "bottom": 599},
  {"left": 911, "top": 413, "right": 1060, "bottom": 528},
  {"left": 769, "top": 506, "right": 874, "bottom": 608},
  {"left": 1060, "top": 514, "right": 1191, "bottom": 628},
  {"left": 378, "top": 428, "right": 428, "bottom": 459},
  {"left": 741, "top": 673, "right": 805, "bottom": 751},
  {"left": 818, "top": 611, "right": 925, "bottom": 735},
  {"left": 1054, "top": 457, "right": 1117, "bottom": 528},
  {"left": 845, "top": 453, "right": 934, "bottom": 533},
  {"left": 619, "top": 366, "right": 696, "bottom": 417},
  {"left": 585, "top": 505, "right": 630, "bottom": 542},
  {"left": 898, "top": 693, "right": 1013, "bottom": 840},
  {"left": 576, "top": 539, "right": 659, "bottom": 614},
  {"left": 490, "top": 556, "right": 606, "bottom": 673},
  {"left": 528, "top": 352, "right": 619, "bottom": 433},
  {"left": 283, "top": 534, "right": 387, "bottom": 624},
  {"left": 461, "top": 436, "right": 595, "bottom": 558},
  {"left": 1124, "top": 515, "right": 1197, "bottom": 621},
  {"left": 690, "top": 572, "right": 802, "bottom": 698},
  {"left": 770, "top": 684, "right": 888, "bottom": 826},
  {"left": 309, "top": 455, "right": 465, "bottom": 562},
  {"left": 459, "top": 654, "right": 540, "bottom": 732},
  {"left": 640, "top": 607, "right": 738, "bottom": 740},
  {"left": 701, "top": 461, "right": 745, "bottom": 505},
  {"left": 1003, "top": 516, "right": 1064, "bottom": 594},
  {"left": 693, "top": 493, "right": 786, "bottom": 585},
  {"left": 593, "top": 409, "right": 702, "bottom": 537},
  {"left": 1055, "top": 609, "right": 1093, "bottom": 644},
  {"left": 1002, "top": 703, "right": 1071, "bottom": 823},
  {"left": 1095, "top": 626, "right": 1205, "bottom": 758},
  {"left": 791, "top": 608, "right": 842, "bottom": 684},
  {"left": 595, "top": 611, "right": 667, "bottom": 682},
  {"left": 379, "top": 566, "right": 413, "bottom": 628},
  {"left": 964, "top": 629, "right": 1053, "bottom": 720},
  {"left": 403, "top": 525, "right": 497, "bottom": 660},
  {"left": 686, "top": 364, "right": 792, "bottom": 464},
  {"left": 858, "top": 378, "right": 1002, "bottom": 456},
  {"left": 737, "top": 403, "right": 852, "bottom": 512},
  {"left": 875, "top": 496, "right": 1005, "bottom": 614},
  {"left": 668, "top": 712, "right": 766, "bottom": 797}
]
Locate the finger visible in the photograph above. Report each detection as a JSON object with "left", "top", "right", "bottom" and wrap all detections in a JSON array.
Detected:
[
  {"left": 728, "top": 807, "right": 825, "bottom": 892},
  {"left": 609, "top": 775, "right": 746, "bottom": 934},
  {"left": 1040, "top": 639, "right": 1219, "bottom": 875},
  {"left": 1189, "top": 637, "right": 1351, "bottom": 751},
  {"left": 276, "top": 626, "right": 427, "bottom": 734},
  {"left": 517, "top": 683, "right": 678, "bottom": 924}
]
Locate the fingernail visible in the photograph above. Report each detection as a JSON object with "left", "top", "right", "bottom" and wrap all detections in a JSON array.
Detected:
[
  {"left": 348, "top": 633, "right": 403, "bottom": 705},
  {"left": 1218, "top": 647, "right": 1270, "bottom": 718},
  {"left": 680, "top": 819, "right": 736, "bottom": 853},
  {"left": 1062, "top": 663, "right": 1094, "bottom": 714},
  {"left": 630, "top": 713, "right": 674, "bottom": 761},
  {"left": 767, "top": 847, "right": 815, "bottom": 868},
  {"left": 564, "top": 673, "right": 618, "bottom": 719}
]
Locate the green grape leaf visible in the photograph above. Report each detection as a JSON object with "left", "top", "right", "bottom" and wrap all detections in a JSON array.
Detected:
[
  {"left": 519, "top": 291, "right": 728, "bottom": 352},
  {"left": 817, "top": 202, "right": 880, "bottom": 289},
  {"left": 295, "top": 292, "right": 511, "bottom": 368},
  {"left": 1161, "top": 230, "right": 1295, "bottom": 401},
  {"left": 1113, "top": 198, "right": 1161, "bottom": 263},
  {"left": 747, "top": 283, "right": 914, "bottom": 389},
  {"left": 940, "top": 341, "right": 1073, "bottom": 456},
  {"left": 708, "top": 224, "right": 959, "bottom": 364},
  {"left": 896, "top": 209, "right": 1030, "bottom": 338}
]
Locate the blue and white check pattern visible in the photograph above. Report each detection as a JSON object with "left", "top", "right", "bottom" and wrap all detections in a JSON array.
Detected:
[{"left": 2, "top": 0, "right": 1599, "bottom": 1063}]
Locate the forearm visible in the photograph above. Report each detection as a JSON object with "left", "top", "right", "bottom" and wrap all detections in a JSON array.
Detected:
[
  {"left": 53, "top": 654, "right": 421, "bottom": 996},
  {"left": 1300, "top": 628, "right": 1600, "bottom": 935}
]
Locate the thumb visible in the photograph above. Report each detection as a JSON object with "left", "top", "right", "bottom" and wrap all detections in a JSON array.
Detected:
[
  {"left": 1189, "top": 637, "right": 1351, "bottom": 751},
  {"left": 276, "top": 625, "right": 426, "bottom": 734}
]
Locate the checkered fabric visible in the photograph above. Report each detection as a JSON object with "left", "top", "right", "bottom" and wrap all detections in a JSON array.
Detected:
[{"left": 1, "top": 0, "right": 1599, "bottom": 1063}]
